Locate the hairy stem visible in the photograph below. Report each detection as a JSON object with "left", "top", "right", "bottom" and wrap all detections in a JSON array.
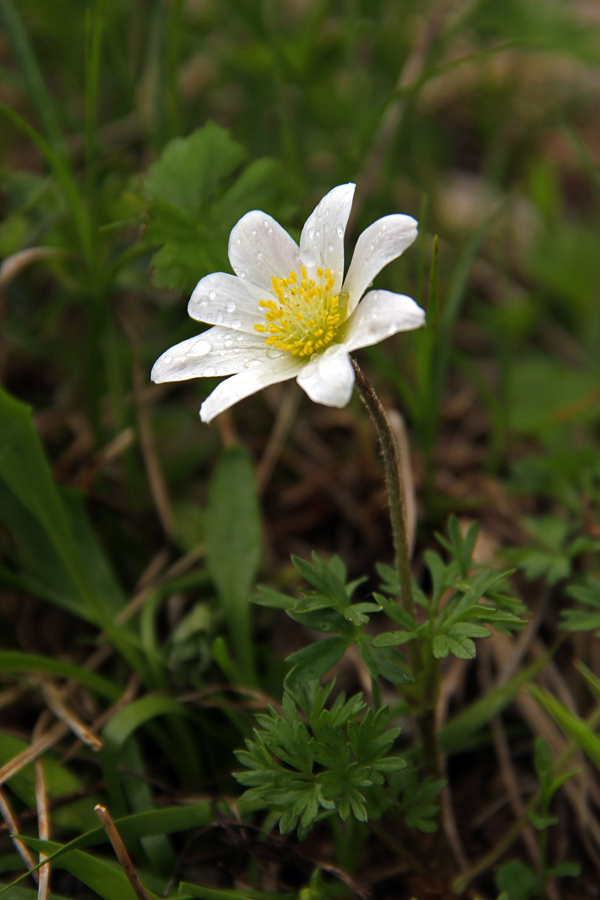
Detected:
[
  {"left": 352, "top": 359, "right": 415, "bottom": 621},
  {"left": 353, "top": 359, "right": 449, "bottom": 859}
]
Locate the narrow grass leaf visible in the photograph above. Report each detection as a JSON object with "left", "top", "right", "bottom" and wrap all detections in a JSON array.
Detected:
[
  {"left": 13, "top": 838, "right": 161, "bottom": 900},
  {"left": 206, "top": 446, "right": 261, "bottom": 684},
  {"left": 530, "top": 685, "right": 600, "bottom": 770},
  {"left": 0, "top": 652, "right": 120, "bottom": 700}
]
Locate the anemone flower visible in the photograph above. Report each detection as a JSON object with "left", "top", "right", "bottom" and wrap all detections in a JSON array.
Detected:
[{"left": 152, "top": 183, "right": 425, "bottom": 422}]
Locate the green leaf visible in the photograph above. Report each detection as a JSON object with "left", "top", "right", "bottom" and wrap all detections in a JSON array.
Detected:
[
  {"left": 0, "top": 389, "right": 144, "bottom": 675},
  {"left": 359, "top": 639, "right": 413, "bottom": 684},
  {"left": 252, "top": 586, "right": 295, "bottom": 609},
  {"left": 371, "top": 631, "right": 416, "bottom": 647},
  {"left": 547, "top": 861, "right": 581, "bottom": 878},
  {"left": 286, "top": 637, "right": 348, "bottom": 682},
  {"left": 528, "top": 810, "right": 558, "bottom": 830},
  {"left": 0, "top": 651, "right": 120, "bottom": 701},
  {"left": 495, "top": 860, "right": 540, "bottom": 900},
  {"left": 530, "top": 685, "right": 600, "bottom": 770},
  {"left": 291, "top": 553, "right": 349, "bottom": 608},
  {"left": 145, "top": 124, "right": 289, "bottom": 290},
  {"left": 13, "top": 838, "right": 162, "bottom": 900},
  {"left": 206, "top": 445, "right": 261, "bottom": 683},
  {"left": 0, "top": 388, "right": 75, "bottom": 575},
  {"left": 433, "top": 634, "right": 476, "bottom": 660},
  {"left": 102, "top": 695, "right": 189, "bottom": 748}
]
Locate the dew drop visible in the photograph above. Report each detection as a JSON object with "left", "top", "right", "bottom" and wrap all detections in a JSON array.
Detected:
[
  {"left": 244, "top": 359, "right": 261, "bottom": 369},
  {"left": 203, "top": 366, "right": 217, "bottom": 377},
  {"left": 198, "top": 299, "right": 208, "bottom": 309},
  {"left": 209, "top": 290, "right": 217, "bottom": 300},
  {"left": 267, "top": 227, "right": 273, "bottom": 234},
  {"left": 307, "top": 227, "right": 315, "bottom": 241},
  {"left": 336, "top": 225, "right": 344, "bottom": 237},
  {"left": 226, "top": 301, "right": 236, "bottom": 313},
  {"left": 251, "top": 229, "right": 257, "bottom": 236},
  {"left": 325, "top": 207, "right": 330, "bottom": 217},
  {"left": 232, "top": 319, "right": 242, "bottom": 329},
  {"left": 327, "top": 243, "right": 334, "bottom": 253},
  {"left": 238, "top": 271, "right": 246, "bottom": 279},
  {"left": 192, "top": 340, "right": 212, "bottom": 356},
  {"left": 233, "top": 347, "right": 240, "bottom": 353},
  {"left": 224, "top": 339, "right": 233, "bottom": 348},
  {"left": 236, "top": 238, "right": 241, "bottom": 245},
  {"left": 236, "top": 334, "right": 244, "bottom": 342},
  {"left": 218, "top": 350, "right": 226, "bottom": 357},
  {"left": 302, "top": 250, "right": 316, "bottom": 268},
  {"left": 369, "top": 244, "right": 375, "bottom": 252},
  {"left": 163, "top": 355, "right": 172, "bottom": 364},
  {"left": 315, "top": 229, "right": 321, "bottom": 239},
  {"left": 263, "top": 219, "right": 270, "bottom": 227},
  {"left": 266, "top": 348, "right": 283, "bottom": 359}
]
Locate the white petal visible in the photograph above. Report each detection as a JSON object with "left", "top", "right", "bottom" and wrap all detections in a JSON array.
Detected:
[
  {"left": 151, "top": 327, "right": 272, "bottom": 382},
  {"left": 188, "top": 272, "right": 266, "bottom": 334},
  {"left": 343, "top": 214, "right": 418, "bottom": 314},
  {"left": 228, "top": 211, "right": 301, "bottom": 291},
  {"left": 342, "top": 290, "right": 425, "bottom": 352},
  {"left": 200, "top": 354, "right": 303, "bottom": 423},
  {"left": 299, "top": 183, "right": 355, "bottom": 292},
  {"left": 296, "top": 345, "right": 355, "bottom": 407}
]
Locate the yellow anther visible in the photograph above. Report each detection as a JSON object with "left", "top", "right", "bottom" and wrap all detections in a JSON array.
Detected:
[{"left": 256, "top": 264, "right": 348, "bottom": 358}]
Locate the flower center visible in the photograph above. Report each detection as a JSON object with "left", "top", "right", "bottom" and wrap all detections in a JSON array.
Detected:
[{"left": 254, "top": 266, "right": 347, "bottom": 358}]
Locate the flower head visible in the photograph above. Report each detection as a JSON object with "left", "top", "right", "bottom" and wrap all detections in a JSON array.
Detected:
[{"left": 151, "top": 183, "right": 425, "bottom": 422}]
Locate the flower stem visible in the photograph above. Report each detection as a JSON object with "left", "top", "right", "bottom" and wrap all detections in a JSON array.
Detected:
[
  {"left": 352, "top": 358, "right": 449, "bottom": 855},
  {"left": 351, "top": 359, "right": 416, "bottom": 623}
]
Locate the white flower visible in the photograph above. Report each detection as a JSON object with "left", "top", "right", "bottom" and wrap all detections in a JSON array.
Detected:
[{"left": 151, "top": 183, "right": 425, "bottom": 423}]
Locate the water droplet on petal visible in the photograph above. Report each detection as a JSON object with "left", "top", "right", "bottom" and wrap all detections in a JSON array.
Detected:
[
  {"left": 257, "top": 251, "right": 263, "bottom": 259},
  {"left": 203, "top": 366, "right": 217, "bottom": 377},
  {"left": 369, "top": 244, "right": 375, "bottom": 252},
  {"left": 236, "top": 334, "right": 244, "bottom": 342},
  {"left": 192, "top": 339, "right": 212, "bottom": 356},
  {"left": 244, "top": 359, "right": 261, "bottom": 369},
  {"left": 336, "top": 224, "right": 344, "bottom": 237},
  {"left": 267, "top": 227, "right": 273, "bottom": 234},
  {"left": 263, "top": 219, "right": 270, "bottom": 227},
  {"left": 215, "top": 312, "right": 223, "bottom": 325},
  {"left": 209, "top": 290, "right": 217, "bottom": 300},
  {"left": 218, "top": 350, "right": 226, "bottom": 357},
  {"left": 315, "top": 229, "right": 321, "bottom": 239},
  {"left": 232, "top": 319, "right": 242, "bottom": 329},
  {"left": 302, "top": 250, "right": 316, "bottom": 268},
  {"left": 233, "top": 347, "right": 240, "bottom": 353},
  {"left": 226, "top": 301, "right": 236, "bottom": 313},
  {"left": 198, "top": 299, "right": 208, "bottom": 309},
  {"left": 307, "top": 227, "right": 315, "bottom": 241},
  {"left": 236, "top": 238, "right": 241, "bottom": 245},
  {"left": 325, "top": 207, "right": 330, "bottom": 216},
  {"left": 224, "top": 338, "right": 233, "bottom": 348},
  {"left": 238, "top": 271, "right": 246, "bottom": 279},
  {"left": 251, "top": 229, "right": 257, "bottom": 236},
  {"left": 266, "top": 348, "right": 283, "bottom": 359},
  {"left": 327, "top": 243, "right": 334, "bottom": 253},
  {"left": 163, "top": 355, "right": 172, "bottom": 364}
]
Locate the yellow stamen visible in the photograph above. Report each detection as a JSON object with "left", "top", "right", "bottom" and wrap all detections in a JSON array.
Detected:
[{"left": 254, "top": 266, "right": 348, "bottom": 358}]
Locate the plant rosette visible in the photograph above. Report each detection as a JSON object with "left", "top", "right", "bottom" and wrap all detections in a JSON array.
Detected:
[{"left": 152, "top": 183, "right": 425, "bottom": 421}]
